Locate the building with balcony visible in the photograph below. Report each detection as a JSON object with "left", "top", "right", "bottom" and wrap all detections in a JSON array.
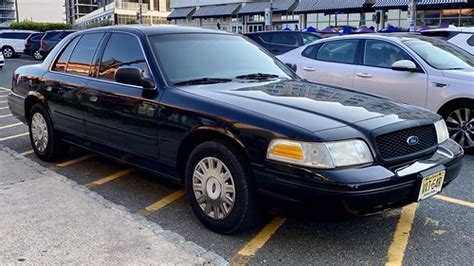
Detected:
[
  {"left": 65, "top": 0, "right": 98, "bottom": 25},
  {"left": 74, "top": 0, "right": 170, "bottom": 28},
  {"left": 0, "top": 0, "right": 18, "bottom": 26}
]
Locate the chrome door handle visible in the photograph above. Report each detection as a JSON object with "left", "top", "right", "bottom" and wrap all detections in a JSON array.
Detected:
[
  {"left": 433, "top": 82, "right": 448, "bottom": 88},
  {"left": 303, "top": 66, "right": 316, "bottom": 71},
  {"left": 89, "top": 95, "right": 98, "bottom": 102},
  {"left": 356, "top": 73, "right": 372, "bottom": 78}
]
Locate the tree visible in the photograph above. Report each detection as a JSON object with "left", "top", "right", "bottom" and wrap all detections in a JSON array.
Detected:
[{"left": 9, "top": 20, "right": 72, "bottom": 32}]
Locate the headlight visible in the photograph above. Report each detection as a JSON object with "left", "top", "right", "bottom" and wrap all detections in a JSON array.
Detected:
[
  {"left": 434, "top": 119, "right": 449, "bottom": 144},
  {"left": 266, "top": 139, "right": 373, "bottom": 169}
]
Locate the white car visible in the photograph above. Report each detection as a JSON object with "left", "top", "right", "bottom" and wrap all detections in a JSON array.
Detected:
[
  {"left": 0, "top": 30, "right": 38, "bottom": 58},
  {"left": 421, "top": 27, "right": 474, "bottom": 55},
  {"left": 277, "top": 34, "right": 474, "bottom": 151},
  {"left": 0, "top": 51, "right": 4, "bottom": 69}
]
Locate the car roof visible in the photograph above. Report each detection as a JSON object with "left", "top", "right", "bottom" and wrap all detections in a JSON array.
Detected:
[
  {"left": 79, "top": 25, "right": 231, "bottom": 36},
  {"left": 315, "top": 33, "right": 433, "bottom": 43},
  {"left": 421, "top": 27, "right": 474, "bottom": 33},
  {"left": 45, "top": 29, "right": 75, "bottom": 33},
  {"left": 0, "top": 29, "right": 38, "bottom": 33}
]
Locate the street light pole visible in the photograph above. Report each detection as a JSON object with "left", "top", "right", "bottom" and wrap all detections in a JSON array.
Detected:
[
  {"left": 139, "top": 0, "right": 143, "bottom": 24},
  {"left": 14, "top": 0, "right": 19, "bottom": 22}
]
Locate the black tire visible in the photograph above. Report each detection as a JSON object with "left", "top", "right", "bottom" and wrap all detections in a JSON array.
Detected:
[
  {"left": 28, "top": 103, "right": 69, "bottom": 161},
  {"left": 440, "top": 102, "right": 474, "bottom": 154},
  {"left": 2, "top": 46, "right": 15, "bottom": 58},
  {"left": 185, "top": 140, "right": 257, "bottom": 234}
]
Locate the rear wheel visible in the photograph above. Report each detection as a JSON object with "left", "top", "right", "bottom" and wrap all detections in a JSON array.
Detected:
[
  {"left": 185, "top": 140, "right": 257, "bottom": 234},
  {"left": 441, "top": 102, "right": 473, "bottom": 153},
  {"left": 33, "top": 49, "right": 43, "bottom": 60},
  {"left": 2, "top": 46, "right": 15, "bottom": 58},
  {"left": 28, "top": 103, "right": 69, "bottom": 161}
]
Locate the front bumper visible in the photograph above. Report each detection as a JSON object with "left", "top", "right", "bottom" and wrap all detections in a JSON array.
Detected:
[{"left": 254, "top": 139, "right": 464, "bottom": 213}]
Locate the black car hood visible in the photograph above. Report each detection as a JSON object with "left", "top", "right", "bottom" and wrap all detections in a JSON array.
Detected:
[{"left": 179, "top": 80, "right": 440, "bottom": 132}]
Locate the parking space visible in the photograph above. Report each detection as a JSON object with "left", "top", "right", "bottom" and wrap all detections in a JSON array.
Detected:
[{"left": 0, "top": 59, "right": 473, "bottom": 265}]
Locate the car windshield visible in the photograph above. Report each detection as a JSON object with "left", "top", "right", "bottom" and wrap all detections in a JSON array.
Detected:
[
  {"left": 148, "top": 33, "right": 294, "bottom": 85},
  {"left": 403, "top": 37, "right": 474, "bottom": 70}
]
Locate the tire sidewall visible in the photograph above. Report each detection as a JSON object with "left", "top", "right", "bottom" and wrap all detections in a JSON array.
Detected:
[
  {"left": 185, "top": 141, "right": 255, "bottom": 234},
  {"left": 2, "top": 47, "right": 14, "bottom": 58},
  {"left": 33, "top": 50, "right": 43, "bottom": 60},
  {"left": 29, "top": 104, "right": 57, "bottom": 160},
  {"left": 441, "top": 102, "right": 474, "bottom": 153}
]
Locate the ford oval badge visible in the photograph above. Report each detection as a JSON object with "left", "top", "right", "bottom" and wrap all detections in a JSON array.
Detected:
[{"left": 407, "top": 136, "right": 419, "bottom": 146}]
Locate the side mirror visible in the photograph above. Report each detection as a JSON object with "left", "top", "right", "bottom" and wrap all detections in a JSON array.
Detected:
[
  {"left": 286, "top": 63, "right": 297, "bottom": 72},
  {"left": 391, "top": 60, "right": 417, "bottom": 72},
  {"left": 115, "top": 66, "right": 155, "bottom": 90}
]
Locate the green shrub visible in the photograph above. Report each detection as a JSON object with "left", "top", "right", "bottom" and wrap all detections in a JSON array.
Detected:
[{"left": 9, "top": 21, "right": 72, "bottom": 32}]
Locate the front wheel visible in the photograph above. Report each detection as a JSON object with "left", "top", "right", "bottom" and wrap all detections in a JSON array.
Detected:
[
  {"left": 442, "top": 102, "right": 473, "bottom": 153},
  {"left": 28, "top": 103, "right": 69, "bottom": 161},
  {"left": 185, "top": 140, "right": 257, "bottom": 234},
  {"left": 2, "top": 46, "right": 15, "bottom": 58}
]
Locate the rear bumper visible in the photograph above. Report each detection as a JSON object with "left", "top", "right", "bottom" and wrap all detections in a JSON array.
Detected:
[
  {"left": 254, "top": 139, "right": 464, "bottom": 212},
  {"left": 7, "top": 91, "right": 27, "bottom": 124},
  {"left": 23, "top": 48, "right": 35, "bottom": 56}
]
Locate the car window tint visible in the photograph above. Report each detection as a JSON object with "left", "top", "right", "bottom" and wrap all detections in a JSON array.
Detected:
[
  {"left": 98, "top": 33, "right": 150, "bottom": 81},
  {"left": 45, "top": 32, "right": 63, "bottom": 40},
  {"left": 302, "top": 33, "right": 320, "bottom": 44},
  {"left": 258, "top": 33, "right": 273, "bottom": 43},
  {"left": 31, "top": 35, "right": 43, "bottom": 41},
  {"left": 467, "top": 35, "right": 474, "bottom": 47},
  {"left": 52, "top": 36, "right": 80, "bottom": 72},
  {"left": 302, "top": 44, "right": 320, "bottom": 59},
  {"left": 316, "top": 40, "right": 358, "bottom": 64},
  {"left": 363, "top": 40, "right": 413, "bottom": 68},
  {"left": 272, "top": 33, "right": 299, "bottom": 46},
  {"left": 66, "top": 33, "right": 103, "bottom": 76}
]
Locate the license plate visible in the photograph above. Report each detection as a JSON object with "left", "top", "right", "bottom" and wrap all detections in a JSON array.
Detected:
[{"left": 418, "top": 170, "right": 445, "bottom": 201}]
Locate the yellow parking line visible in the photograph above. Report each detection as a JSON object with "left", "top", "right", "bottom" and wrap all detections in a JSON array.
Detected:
[
  {"left": 0, "top": 132, "right": 29, "bottom": 141},
  {"left": 385, "top": 203, "right": 418, "bottom": 266},
  {"left": 20, "top": 149, "right": 35, "bottom": 156},
  {"left": 0, "top": 122, "right": 23, "bottom": 130},
  {"left": 138, "top": 189, "right": 186, "bottom": 217},
  {"left": 434, "top": 195, "right": 474, "bottom": 208},
  {"left": 0, "top": 114, "right": 12, "bottom": 118},
  {"left": 55, "top": 154, "right": 95, "bottom": 167},
  {"left": 85, "top": 169, "right": 134, "bottom": 189},
  {"left": 230, "top": 216, "right": 287, "bottom": 265}
]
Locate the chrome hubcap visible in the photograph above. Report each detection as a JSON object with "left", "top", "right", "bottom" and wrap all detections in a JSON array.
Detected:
[
  {"left": 34, "top": 50, "right": 42, "bottom": 60},
  {"left": 31, "top": 113, "right": 49, "bottom": 152},
  {"left": 446, "top": 108, "right": 473, "bottom": 149},
  {"left": 192, "top": 157, "right": 236, "bottom": 220},
  {"left": 3, "top": 48, "right": 13, "bottom": 58}
]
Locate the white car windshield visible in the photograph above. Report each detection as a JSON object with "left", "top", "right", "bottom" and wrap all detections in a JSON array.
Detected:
[
  {"left": 148, "top": 33, "right": 294, "bottom": 86},
  {"left": 403, "top": 37, "right": 474, "bottom": 70}
]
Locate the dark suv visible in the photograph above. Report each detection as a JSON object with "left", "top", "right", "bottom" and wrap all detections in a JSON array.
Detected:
[
  {"left": 39, "top": 30, "right": 75, "bottom": 58},
  {"left": 8, "top": 26, "right": 463, "bottom": 234},
  {"left": 245, "top": 31, "right": 321, "bottom": 55},
  {"left": 24, "top": 32, "right": 45, "bottom": 60}
]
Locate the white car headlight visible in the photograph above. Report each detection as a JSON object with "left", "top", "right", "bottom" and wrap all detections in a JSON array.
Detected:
[
  {"left": 266, "top": 139, "right": 373, "bottom": 169},
  {"left": 434, "top": 119, "right": 449, "bottom": 144}
]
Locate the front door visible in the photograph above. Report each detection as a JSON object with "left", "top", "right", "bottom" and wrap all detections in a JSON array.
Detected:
[
  {"left": 83, "top": 33, "right": 160, "bottom": 161},
  {"left": 353, "top": 39, "right": 428, "bottom": 107}
]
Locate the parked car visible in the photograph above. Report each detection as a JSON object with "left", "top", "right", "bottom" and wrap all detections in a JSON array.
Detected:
[
  {"left": 24, "top": 32, "right": 45, "bottom": 60},
  {"left": 0, "top": 51, "right": 4, "bottom": 69},
  {"left": 245, "top": 31, "right": 321, "bottom": 55},
  {"left": 421, "top": 27, "right": 474, "bottom": 55},
  {"left": 39, "top": 30, "right": 75, "bottom": 58},
  {"left": 0, "top": 30, "right": 38, "bottom": 58},
  {"left": 277, "top": 34, "right": 474, "bottom": 152},
  {"left": 8, "top": 26, "right": 463, "bottom": 234}
]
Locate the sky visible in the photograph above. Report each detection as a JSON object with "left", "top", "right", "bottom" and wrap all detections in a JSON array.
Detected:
[{"left": 17, "top": 0, "right": 65, "bottom": 23}]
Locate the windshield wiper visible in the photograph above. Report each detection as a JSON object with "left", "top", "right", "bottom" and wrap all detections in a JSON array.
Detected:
[
  {"left": 174, "top": 78, "right": 232, "bottom": 86},
  {"left": 235, "top": 73, "right": 281, "bottom": 80}
]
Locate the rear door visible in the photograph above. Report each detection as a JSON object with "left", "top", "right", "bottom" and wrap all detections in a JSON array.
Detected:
[
  {"left": 300, "top": 39, "right": 360, "bottom": 89},
  {"left": 352, "top": 39, "right": 428, "bottom": 107},
  {"left": 43, "top": 33, "right": 105, "bottom": 137},
  {"left": 84, "top": 32, "right": 160, "bottom": 161}
]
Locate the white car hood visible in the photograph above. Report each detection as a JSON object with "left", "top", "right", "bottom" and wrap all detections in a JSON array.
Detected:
[{"left": 441, "top": 68, "right": 474, "bottom": 80}]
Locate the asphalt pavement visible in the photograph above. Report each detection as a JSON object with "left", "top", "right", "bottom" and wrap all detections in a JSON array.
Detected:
[{"left": 0, "top": 58, "right": 472, "bottom": 265}]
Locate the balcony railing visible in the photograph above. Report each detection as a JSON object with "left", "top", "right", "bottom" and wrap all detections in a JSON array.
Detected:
[
  {"left": 0, "top": 5, "right": 15, "bottom": 10},
  {"left": 116, "top": 2, "right": 149, "bottom": 11}
]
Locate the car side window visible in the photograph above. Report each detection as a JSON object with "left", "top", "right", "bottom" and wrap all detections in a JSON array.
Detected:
[
  {"left": 302, "top": 44, "right": 321, "bottom": 59},
  {"left": 98, "top": 33, "right": 150, "bottom": 81},
  {"left": 363, "top": 40, "right": 413, "bottom": 68},
  {"left": 52, "top": 36, "right": 80, "bottom": 72},
  {"left": 66, "top": 33, "right": 103, "bottom": 76},
  {"left": 316, "top": 40, "right": 358, "bottom": 64},
  {"left": 257, "top": 33, "right": 273, "bottom": 44},
  {"left": 301, "top": 33, "right": 320, "bottom": 44},
  {"left": 467, "top": 35, "right": 474, "bottom": 47},
  {"left": 272, "top": 32, "right": 299, "bottom": 46}
]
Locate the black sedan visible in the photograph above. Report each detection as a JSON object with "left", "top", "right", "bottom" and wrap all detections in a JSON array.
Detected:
[{"left": 8, "top": 26, "right": 463, "bottom": 234}]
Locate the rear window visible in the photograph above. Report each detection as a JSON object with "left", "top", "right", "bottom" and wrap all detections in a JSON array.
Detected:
[{"left": 44, "top": 31, "right": 64, "bottom": 40}]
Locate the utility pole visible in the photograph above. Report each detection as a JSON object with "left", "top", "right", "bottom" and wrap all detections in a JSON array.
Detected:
[
  {"left": 139, "top": 0, "right": 143, "bottom": 24},
  {"left": 264, "top": 0, "right": 273, "bottom": 31},
  {"left": 407, "top": 0, "right": 417, "bottom": 32},
  {"left": 14, "top": 0, "right": 19, "bottom": 22}
]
